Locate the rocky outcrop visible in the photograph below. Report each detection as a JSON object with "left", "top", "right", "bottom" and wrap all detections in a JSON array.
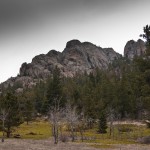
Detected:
[
  {"left": 124, "top": 39, "right": 146, "bottom": 60},
  {"left": 61, "top": 40, "right": 121, "bottom": 76},
  {"left": 20, "top": 50, "right": 62, "bottom": 79},
  {"left": 0, "top": 39, "right": 122, "bottom": 91},
  {"left": 18, "top": 39, "right": 121, "bottom": 80}
]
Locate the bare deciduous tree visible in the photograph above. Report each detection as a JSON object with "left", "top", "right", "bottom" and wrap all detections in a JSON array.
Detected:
[
  {"left": 48, "top": 98, "right": 64, "bottom": 144},
  {"left": 65, "top": 104, "right": 79, "bottom": 142},
  {"left": 78, "top": 112, "right": 87, "bottom": 142},
  {"left": 107, "top": 107, "right": 115, "bottom": 138}
]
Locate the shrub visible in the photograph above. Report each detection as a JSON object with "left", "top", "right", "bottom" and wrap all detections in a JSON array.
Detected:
[
  {"left": 137, "top": 136, "right": 150, "bottom": 144},
  {"left": 118, "top": 126, "right": 133, "bottom": 132},
  {"left": 60, "top": 134, "right": 69, "bottom": 143},
  {"left": 145, "top": 120, "right": 150, "bottom": 128},
  {"left": 98, "top": 112, "right": 107, "bottom": 133}
]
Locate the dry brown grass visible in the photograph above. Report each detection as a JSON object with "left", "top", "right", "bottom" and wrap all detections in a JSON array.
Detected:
[
  {"left": 0, "top": 139, "right": 95, "bottom": 150},
  {"left": 0, "top": 139, "right": 150, "bottom": 150}
]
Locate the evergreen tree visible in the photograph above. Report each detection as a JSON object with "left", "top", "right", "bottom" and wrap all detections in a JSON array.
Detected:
[
  {"left": 140, "top": 25, "right": 150, "bottom": 55},
  {"left": 22, "top": 97, "right": 34, "bottom": 125},
  {"left": 34, "top": 81, "right": 47, "bottom": 114},
  {"left": 98, "top": 111, "right": 107, "bottom": 133},
  {"left": 0, "top": 92, "right": 23, "bottom": 138},
  {"left": 46, "top": 66, "right": 64, "bottom": 108},
  {"left": 25, "top": 100, "right": 34, "bottom": 124},
  {"left": 132, "top": 25, "right": 150, "bottom": 119},
  {"left": 19, "top": 89, "right": 36, "bottom": 124}
]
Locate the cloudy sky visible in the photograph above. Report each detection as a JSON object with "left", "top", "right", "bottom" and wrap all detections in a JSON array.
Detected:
[{"left": 0, "top": 0, "right": 150, "bottom": 83}]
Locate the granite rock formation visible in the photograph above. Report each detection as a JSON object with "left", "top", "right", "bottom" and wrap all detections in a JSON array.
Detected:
[
  {"left": 124, "top": 39, "right": 146, "bottom": 60},
  {"left": 0, "top": 39, "right": 123, "bottom": 91}
]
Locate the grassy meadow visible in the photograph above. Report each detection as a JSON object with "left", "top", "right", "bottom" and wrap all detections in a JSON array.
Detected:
[
  {"left": 0, "top": 119, "right": 150, "bottom": 149},
  {"left": 0, "top": 119, "right": 51, "bottom": 140}
]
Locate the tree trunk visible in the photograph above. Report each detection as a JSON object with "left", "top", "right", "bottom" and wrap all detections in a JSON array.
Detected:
[
  {"left": 53, "top": 124, "right": 58, "bottom": 144},
  {"left": 27, "top": 119, "right": 29, "bottom": 125},
  {"left": 80, "top": 129, "right": 84, "bottom": 142},
  {"left": 71, "top": 126, "right": 75, "bottom": 142},
  {"left": 6, "top": 127, "right": 11, "bottom": 138},
  {"left": 109, "top": 121, "right": 113, "bottom": 137},
  {"left": 1, "top": 132, "right": 4, "bottom": 142},
  {"left": 1, "top": 120, "right": 5, "bottom": 142}
]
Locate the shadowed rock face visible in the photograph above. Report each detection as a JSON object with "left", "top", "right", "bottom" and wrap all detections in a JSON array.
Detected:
[
  {"left": 124, "top": 39, "right": 146, "bottom": 60},
  {"left": 1, "top": 39, "right": 122, "bottom": 90}
]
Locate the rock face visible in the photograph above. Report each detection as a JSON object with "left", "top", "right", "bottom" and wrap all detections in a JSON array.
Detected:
[
  {"left": 61, "top": 40, "right": 121, "bottom": 76},
  {"left": 18, "top": 40, "right": 122, "bottom": 79},
  {"left": 124, "top": 39, "right": 146, "bottom": 60},
  {"left": 19, "top": 40, "right": 121, "bottom": 79},
  {"left": 0, "top": 39, "right": 122, "bottom": 91},
  {"left": 20, "top": 50, "right": 62, "bottom": 79}
]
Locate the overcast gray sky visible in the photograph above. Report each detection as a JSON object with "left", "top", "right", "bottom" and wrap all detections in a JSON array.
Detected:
[{"left": 0, "top": 0, "right": 150, "bottom": 83}]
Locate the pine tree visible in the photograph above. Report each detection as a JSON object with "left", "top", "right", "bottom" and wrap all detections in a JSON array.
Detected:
[
  {"left": 20, "top": 90, "right": 35, "bottom": 124},
  {"left": 0, "top": 92, "right": 23, "bottom": 138},
  {"left": 98, "top": 111, "right": 107, "bottom": 133},
  {"left": 132, "top": 25, "right": 150, "bottom": 119},
  {"left": 47, "top": 66, "right": 64, "bottom": 108},
  {"left": 23, "top": 98, "right": 34, "bottom": 125},
  {"left": 140, "top": 25, "right": 150, "bottom": 55},
  {"left": 34, "top": 81, "right": 47, "bottom": 113}
]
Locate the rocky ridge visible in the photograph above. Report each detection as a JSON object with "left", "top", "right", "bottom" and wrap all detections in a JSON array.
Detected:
[{"left": 0, "top": 39, "right": 146, "bottom": 92}]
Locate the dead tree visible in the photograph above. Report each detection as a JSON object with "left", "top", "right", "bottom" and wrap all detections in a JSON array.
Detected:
[
  {"left": 78, "top": 112, "right": 87, "bottom": 142},
  {"left": 107, "top": 108, "right": 115, "bottom": 138},
  {"left": 65, "top": 104, "right": 79, "bottom": 142},
  {"left": 48, "top": 98, "right": 64, "bottom": 144}
]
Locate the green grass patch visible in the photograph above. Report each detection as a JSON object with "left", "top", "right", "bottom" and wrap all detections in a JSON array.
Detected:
[
  {"left": 76, "top": 123, "right": 150, "bottom": 145},
  {"left": 1, "top": 120, "right": 150, "bottom": 145},
  {"left": 13, "top": 120, "right": 52, "bottom": 139}
]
